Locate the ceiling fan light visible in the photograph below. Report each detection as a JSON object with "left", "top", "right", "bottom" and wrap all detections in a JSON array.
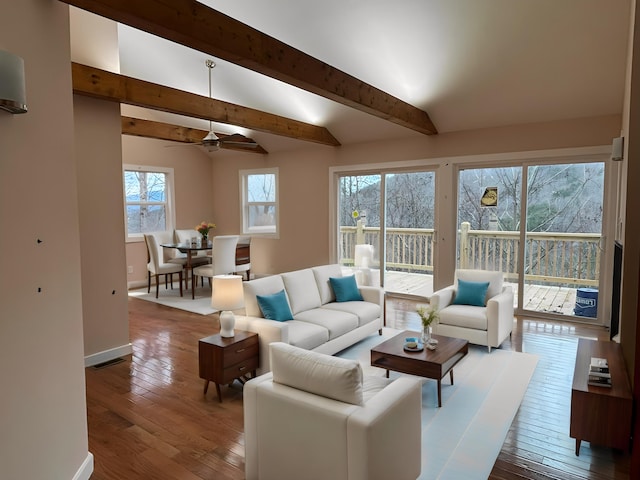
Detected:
[{"left": 203, "top": 142, "right": 220, "bottom": 153}]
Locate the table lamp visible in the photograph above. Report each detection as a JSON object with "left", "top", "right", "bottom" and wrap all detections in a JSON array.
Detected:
[{"left": 212, "top": 275, "right": 245, "bottom": 337}]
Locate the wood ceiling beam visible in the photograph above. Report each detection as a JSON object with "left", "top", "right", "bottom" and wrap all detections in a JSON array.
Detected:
[
  {"left": 73, "top": 63, "right": 340, "bottom": 147},
  {"left": 60, "top": 0, "right": 438, "bottom": 135},
  {"left": 121, "top": 116, "right": 268, "bottom": 155}
]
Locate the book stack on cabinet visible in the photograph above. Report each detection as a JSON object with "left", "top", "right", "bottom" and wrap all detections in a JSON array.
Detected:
[
  {"left": 570, "top": 338, "right": 632, "bottom": 455},
  {"left": 588, "top": 357, "right": 611, "bottom": 387}
]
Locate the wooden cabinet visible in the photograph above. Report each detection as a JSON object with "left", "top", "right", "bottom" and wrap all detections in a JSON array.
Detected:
[
  {"left": 198, "top": 331, "right": 259, "bottom": 402},
  {"left": 570, "top": 338, "right": 632, "bottom": 455}
]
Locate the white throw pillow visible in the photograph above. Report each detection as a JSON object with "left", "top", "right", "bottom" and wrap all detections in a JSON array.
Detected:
[{"left": 270, "top": 342, "right": 364, "bottom": 405}]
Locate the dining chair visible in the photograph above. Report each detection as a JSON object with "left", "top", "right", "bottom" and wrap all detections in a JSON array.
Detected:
[
  {"left": 191, "top": 235, "right": 239, "bottom": 299},
  {"left": 172, "top": 229, "right": 211, "bottom": 289},
  {"left": 234, "top": 235, "right": 252, "bottom": 280},
  {"left": 144, "top": 233, "right": 184, "bottom": 299}
]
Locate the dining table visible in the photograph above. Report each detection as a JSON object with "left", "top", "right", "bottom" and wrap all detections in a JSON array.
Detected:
[
  {"left": 161, "top": 240, "right": 251, "bottom": 293},
  {"left": 161, "top": 241, "right": 212, "bottom": 290}
]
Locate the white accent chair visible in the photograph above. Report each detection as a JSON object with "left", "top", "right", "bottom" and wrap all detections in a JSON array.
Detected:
[
  {"left": 143, "top": 233, "right": 183, "bottom": 298},
  {"left": 430, "top": 269, "right": 514, "bottom": 352},
  {"left": 244, "top": 342, "right": 422, "bottom": 480},
  {"left": 191, "top": 235, "right": 239, "bottom": 298}
]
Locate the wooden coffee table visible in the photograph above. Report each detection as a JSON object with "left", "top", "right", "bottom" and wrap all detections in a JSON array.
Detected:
[{"left": 371, "top": 330, "right": 468, "bottom": 407}]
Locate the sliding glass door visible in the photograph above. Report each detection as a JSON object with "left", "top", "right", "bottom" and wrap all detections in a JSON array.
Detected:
[
  {"left": 457, "top": 160, "right": 606, "bottom": 321},
  {"left": 522, "top": 162, "right": 604, "bottom": 319},
  {"left": 457, "top": 166, "right": 522, "bottom": 285},
  {"left": 383, "top": 171, "right": 436, "bottom": 296},
  {"left": 337, "top": 170, "right": 436, "bottom": 297},
  {"left": 338, "top": 174, "right": 381, "bottom": 286}
]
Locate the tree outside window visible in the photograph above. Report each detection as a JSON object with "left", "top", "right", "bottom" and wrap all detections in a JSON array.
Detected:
[
  {"left": 241, "top": 168, "right": 278, "bottom": 235},
  {"left": 123, "top": 165, "right": 174, "bottom": 239}
]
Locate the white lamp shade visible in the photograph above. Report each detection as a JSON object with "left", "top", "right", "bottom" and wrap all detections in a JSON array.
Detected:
[
  {"left": 0, "top": 50, "right": 27, "bottom": 114},
  {"left": 211, "top": 275, "right": 245, "bottom": 311}
]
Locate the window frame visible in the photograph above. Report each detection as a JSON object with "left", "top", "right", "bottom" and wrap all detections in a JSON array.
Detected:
[
  {"left": 239, "top": 167, "right": 280, "bottom": 238},
  {"left": 123, "top": 164, "right": 176, "bottom": 242}
]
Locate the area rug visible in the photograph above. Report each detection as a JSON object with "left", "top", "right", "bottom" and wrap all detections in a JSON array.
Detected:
[
  {"left": 128, "top": 282, "right": 217, "bottom": 315},
  {"left": 336, "top": 329, "right": 538, "bottom": 480}
]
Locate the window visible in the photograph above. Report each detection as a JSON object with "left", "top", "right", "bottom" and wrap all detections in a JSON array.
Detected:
[
  {"left": 240, "top": 168, "right": 279, "bottom": 236},
  {"left": 123, "top": 165, "right": 175, "bottom": 240}
]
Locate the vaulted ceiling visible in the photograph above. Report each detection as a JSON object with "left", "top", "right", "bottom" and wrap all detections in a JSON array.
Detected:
[{"left": 64, "top": 0, "right": 631, "bottom": 154}]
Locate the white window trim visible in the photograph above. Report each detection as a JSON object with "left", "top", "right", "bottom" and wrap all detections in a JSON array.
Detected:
[
  {"left": 239, "top": 167, "right": 280, "bottom": 238},
  {"left": 123, "top": 164, "right": 176, "bottom": 242}
]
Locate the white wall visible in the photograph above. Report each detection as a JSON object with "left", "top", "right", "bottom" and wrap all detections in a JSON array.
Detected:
[
  {"left": 70, "top": 7, "right": 130, "bottom": 366},
  {"left": 0, "top": 0, "right": 91, "bottom": 478}
]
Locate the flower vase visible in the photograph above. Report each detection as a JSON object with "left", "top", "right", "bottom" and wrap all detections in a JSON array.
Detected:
[
  {"left": 422, "top": 325, "right": 432, "bottom": 344},
  {"left": 201, "top": 234, "right": 208, "bottom": 246}
]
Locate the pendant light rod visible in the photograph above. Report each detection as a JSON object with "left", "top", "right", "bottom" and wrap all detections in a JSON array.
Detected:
[{"left": 206, "top": 59, "right": 215, "bottom": 133}]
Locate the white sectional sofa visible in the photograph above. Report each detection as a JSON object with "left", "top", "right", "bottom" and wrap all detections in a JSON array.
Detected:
[{"left": 234, "top": 264, "right": 384, "bottom": 374}]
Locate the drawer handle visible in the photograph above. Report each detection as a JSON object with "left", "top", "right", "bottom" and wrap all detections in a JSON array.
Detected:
[
  {"left": 238, "top": 366, "right": 246, "bottom": 371},
  {"left": 236, "top": 348, "right": 246, "bottom": 353}
]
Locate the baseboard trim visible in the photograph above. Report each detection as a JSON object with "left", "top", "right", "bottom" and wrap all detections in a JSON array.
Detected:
[
  {"left": 128, "top": 279, "right": 147, "bottom": 290},
  {"left": 72, "top": 452, "right": 94, "bottom": 480},
  {"left": 85, "top": 344, "right": 133, "bottom": 367}
]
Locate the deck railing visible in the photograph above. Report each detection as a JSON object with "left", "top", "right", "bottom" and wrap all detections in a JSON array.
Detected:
[{"left": 340, "top": 222, "right": 601, "bottom": 287}]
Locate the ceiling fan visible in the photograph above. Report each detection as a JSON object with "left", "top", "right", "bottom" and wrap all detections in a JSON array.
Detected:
[{"left": 168, "top": 59, "right": 260, "bottom": 153}]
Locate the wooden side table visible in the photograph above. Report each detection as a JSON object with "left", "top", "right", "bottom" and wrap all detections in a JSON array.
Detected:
[
  {"left": 198, "top": 331, "right": 259, "bottom": 402},
  {"left": 570, "top": 338, "right": 632, "bottom": 455}
]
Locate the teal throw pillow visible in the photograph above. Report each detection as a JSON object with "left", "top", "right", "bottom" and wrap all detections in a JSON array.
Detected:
[
  {"left": 256, "top": 289, "right": 294, "bottom": 321},
  {"left": 452, "top": 279, "right": 490, "bottom": 307},
  {"left": 329, "top": 275, "right": 363, "bottom": 302}
]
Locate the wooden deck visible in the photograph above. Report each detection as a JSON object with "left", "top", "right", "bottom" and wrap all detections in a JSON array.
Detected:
[{"left": 382, "top": 271, "right": 582, "bottom": 316}]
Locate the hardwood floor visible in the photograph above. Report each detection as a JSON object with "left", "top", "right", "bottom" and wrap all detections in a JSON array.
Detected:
[{"left": 86, "top": 296, "right": 631, "bottom": 479}]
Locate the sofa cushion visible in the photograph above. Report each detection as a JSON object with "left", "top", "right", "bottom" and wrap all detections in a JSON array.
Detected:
[
  {"left": 362, "top": 375, "right": 394, "bottom": 403},
  {"left": 453, "top": 279, "right": 490, "bottom": 307},
  {"left": 270, "top": 342, "right": 364, "bottom": 405},
  {"left": 312, "top": 264, "right": 344, "bottom": 304},
  {"left": 256, "top": 290, "right": 294, "bottom": 321},
  {"left": 330, "top": 275, "right": 363, "bottom": 302},
  {"left": 439, "top": 304, "right": 488, "bottom": 330},
  {"left": 281, "top": 269, "right": 322, "bottom": 315},
  {"left": 320, "top": 301, "right": 381, "bottom": 327},
  {"left": 243, "top": 275, "right": 287, "bottom": 317},
  {"left": 287, "top": 321, "right": 330, "bottom": 350},
  {"left": 294, "top": 308, "right": 359, "bottom": 340}
]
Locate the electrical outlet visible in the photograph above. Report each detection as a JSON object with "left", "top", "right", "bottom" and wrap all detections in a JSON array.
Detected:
[{"left": 127, "top": 266, "right": 134, "bottom": 274}]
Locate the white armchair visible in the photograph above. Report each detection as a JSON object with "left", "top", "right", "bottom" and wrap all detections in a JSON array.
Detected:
[
  {"left": 430, "top": 269, "right": 514, "bottom": 352},
  {"left": 244, "top": 342, "right": 422, "bottom": 480}
]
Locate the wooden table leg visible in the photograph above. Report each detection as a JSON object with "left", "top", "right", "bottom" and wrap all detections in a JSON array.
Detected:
[
  {"left": 450, "top": 369, "right": 454, "bottom": 384},
  {"left": 385, "top": 369, "right": 390, "bottom": 378},
  {"left": 437, "top": 379, "right": 442, "bottom": 407},
  {"left": 203, "top": 379, "right": 209, "bottom": 394},
  {"left": 575, "top": 439, "right": 581, "bottom": 456},
  {"left": 215, "top": 383, "right": 223, "bottom": 403},
  {"left": 186, "top": 250, "right": 193, "bottom": 291}
]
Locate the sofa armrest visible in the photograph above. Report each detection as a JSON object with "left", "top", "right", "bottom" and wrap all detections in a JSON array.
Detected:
[
  {"left": 486, "top": 286, "right": 514, "bottom": 346},
  {"left": 347, "top": 377, "right": 423, "bottom": 480},
  {"left": 234, "top": 315, "right": 289, "bottom": 374},
  {"left": 429, "top": 285, "right": 456, "bottom": 310},
  {"left": 358, "top": 285, "right": 384, "bottom": 307}
]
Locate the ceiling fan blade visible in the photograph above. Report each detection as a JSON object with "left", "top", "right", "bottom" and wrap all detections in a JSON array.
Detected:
[
  {"left": 164, "top": 142, "right": 198, "bottom": 148},
  {"left": 221, "top": 141, "right": 259, "bottom": 148}
]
